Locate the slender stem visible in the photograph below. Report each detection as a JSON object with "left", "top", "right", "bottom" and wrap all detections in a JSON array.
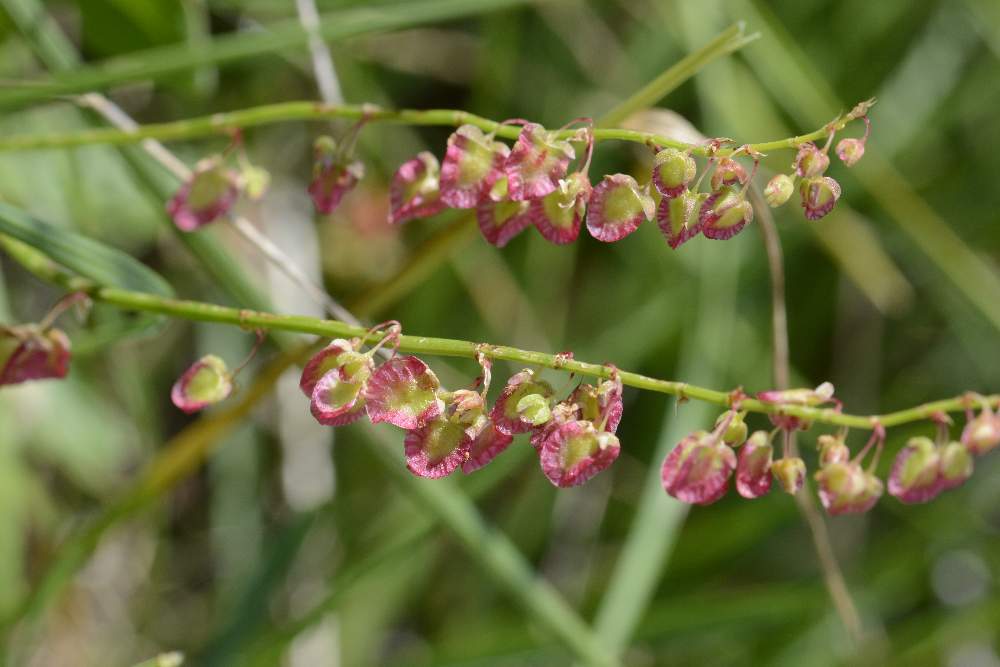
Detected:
[
  {"left": 753, "top": 191, "right": 864, "bottom": 645},
  {"left": 22, "top": 269, "right": 997, "bottom": 431},
  {"left": 0, "top": 100, "right": 865, "bottom": 157},
  {"left": 80, "top": 92, "right": 361, "bottom": 327}
]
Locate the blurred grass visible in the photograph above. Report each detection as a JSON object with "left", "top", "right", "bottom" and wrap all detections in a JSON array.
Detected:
[{"left": 1, "top": 0, "right": 999, "bottom": 665}]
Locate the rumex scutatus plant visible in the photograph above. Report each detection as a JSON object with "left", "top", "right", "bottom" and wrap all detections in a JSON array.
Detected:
[{"left": 2, "top": 97, "right": 996, "bottom": 516}]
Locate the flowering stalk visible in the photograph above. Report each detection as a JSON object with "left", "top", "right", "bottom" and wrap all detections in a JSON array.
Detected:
[
  {"left": 0, "top": 100, "right": 872, "bottom": 159},
  {"left": 22, "top": 273, "right": 998, "bottom": 432}
]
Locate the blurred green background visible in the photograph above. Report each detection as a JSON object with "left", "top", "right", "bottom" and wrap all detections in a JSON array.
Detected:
[{"left": 1, "top": 0, "right": 999, "bottom": 665}]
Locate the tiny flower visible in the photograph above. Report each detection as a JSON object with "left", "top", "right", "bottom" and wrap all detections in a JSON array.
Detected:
[
  {"left": 799, "top": 176, "right": 841, "bottom": 220},
  {"left": 539, "top": 419, "right": 621, "bottom": 487},
  {"left": 656, "top": 190, "right": 705, "bottom": 249},
  {"left": 961, "top": 409, "right": 1000, "bottom": 456},
  {"left": 817, "top": 434, "right": 851, "bottom": 467},
  {"left": 764, "top": 174, "right": 794, "bottom": 207},
  {"left": 835, "top": 138, "right": 865, "bottom": 167},
  {"left": 772, "top": 456, "right": 806, "bottom": 495},
  {"left": 716, "top": 410, "right": 748, "bottom": 446},
  {"left": 389, "top": 151, "right": 446, "bottom": 224},
  {"left": 167, "top": 159, "right": 239, "bottom": 231},
  {"left": 709, "top": 157, "right": 748, "bottom": 191},
  {"left": 311, "top": 367, "right": 368, "bottom": 426},
  {"left": 651, "top": 148, "right": 696, "bottom": 198},
  {"left": 440, "top": 125, "right": 510, "bottom": 208},
  {"left": 476, "top": 199, "right": 533, "bottom": 248},
  {"left": 530, "top": 172, "right": 590, "bottom": 244},
  {"left": 888, "top": 436, "right": 942, "bottom": 504},
  {"left": 793, "top": 142, "right": 829, "bottom": 179},
  {"left": 736, "top": 431, "right": 773, "bottom": 499},
  {"left": 661, "top": 431, "right": 737, "bottom": 505},
  {"left": 490, "top": 369, "right": 554, "bottom": 435},
  {"left": 308, "top": 136, "right": 365, "bottom": 215},
  {"left": 757, "top": 382, "right": 836, "bottom": 407},
  {"left": 0, "top": 326, "right": 71, "bottom": 386},
  {"left": 700, "top": 186, "right": 753, "bottom": 240},
  {"left": 363, "top": 356, "right": 444, "bottom": 430},
  {"left": 529, "top": 401, "right": 580, "bottom": 452},
  {"left": 586, "top": 174, "right": 654, "bottom": 243},
  {"left": 404, "top": 418, "right": 472, "bottom": 479},
  {"left": 299, "top": 339, "right": 368, "bottom": 397},
  {"left": 463, "top": 422, "right": 515, "bottom": 474},
  {"left": 171, "top": 354, "right": 233, "bottom": 413},
  {"left": 938, "top": 441, "right": 974, "bottom": 491},
  {"left": 504, "top": 123, "right": 575, "bottom": 201},
  {"left": 569, "top": 375, "right": 624, "bottom": 434},
  {"left": 815, "top": 461, "right": 883, "bottom": 515}
]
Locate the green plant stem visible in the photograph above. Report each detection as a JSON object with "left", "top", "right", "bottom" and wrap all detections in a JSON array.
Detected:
[
  {"left": 754, "top": 189, "right": 864, "bottom": 645},
  {"left": 10, "top": 242, "right": 994, "bottom": 430},
  {"left": 0, "top": 100, "right": 862, "bottom": 158}
]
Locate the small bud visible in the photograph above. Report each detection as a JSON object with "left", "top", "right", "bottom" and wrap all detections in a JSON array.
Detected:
[
  {"left": 530, "top": 172, "right": 590, "bottom": 245},
  {"left": 171, "top": 355, "right": 233, "bottom": 413},
  {"left": 757, "top": 382, "right": 836, "bottom": 407},
  {"left": 709, "top": 157, "right": 748, "bottom": 191},
  {"left": 700, "top": 186, "right": 753, "bottom": 240},
  {"left": 799, "top": 176, "right": 841, "bottom": 221},
  {"left": 240, "top": 164, "right": 271, "bottom": 200},
  {"left": 490, "top": 369, "right": 555, "bottom": 435},
  {"left": 404, "top": 418, "right": 472, "bottom": 479},
  {"left": 440, "top": 125, "right": 510, "bottom": 208},
  {"left": 660, "top": 431, "right": 736, "bottom": 505},
  {"left": 772, "top": 456, "right": 806, "bottom": 495},
  {"left": 764, "top": 174, "right": 794, "bottom": 207},
  {"left": 363, "top": 356, "right": 444, "bottom": 430},
  {"left": 961, "top": 410, "right": 1000, "bottom": 456},
  {"left": 736, "top": 431, "right": 773, "bottom": 499},
  {"left": 888, "top": 436, "right": 942, "bottom": 504},
  {"left": 504, "top": 123, "right": 575, "bottom": 201},
  {"left": 846, "top": 99, "right": 876, "bottom": 121},
  {"left": 516, "top": 393, "right": 552, "bottom": 426},
  {"left": 793, "top": 142, "right": 829, "bottom": 178},
  {"left": 651, "top": 148, "right": 696, "bottom": 198},
  {"left": 308, "top": 136, "right": 364, "bottom": 215},
  {"left": 586, "top": 174, "right": 654, "bottom": 243},
  {"left": 835, "top": 138, "right": 865, "bottom": 167},
  {"left": 389, "top": 151, "right": 446, "bottom": 225},
  {"left": 0, "top": 326, "right": 71, "bottom": 386},
  {"left": 476, "top": 199, "right": 532, "bottom": 248},
  {"left": 167, "top": 159, "right": 239, "bottom": 231},
  {"left": 938, "top": 441, "right": 974, "bottom": 491},
  {"left": 815, "top": 461, "right": 882, "bottom": 515},
  {"left": 716, "top": 410, "right": 748, "bottom": 446},
  {"left": 539, "top": 420, "right": 621, "bottom": 487},
  {"left": 656, "top": 190, "right": 705, "bottom": 249},
  {"left": 817, "top": 434, "right": 851, "bottom": 467},
  {"left": 462, "top": 422, "right": 515, "bottom": 473}
]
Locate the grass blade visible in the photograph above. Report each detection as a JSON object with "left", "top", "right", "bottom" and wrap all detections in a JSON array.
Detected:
[
  {"left": 597, "top": 22, "right": 759, "bottom": 127},
  {"left": 0, "top": 0, "right": 537, "bottom": 110}
]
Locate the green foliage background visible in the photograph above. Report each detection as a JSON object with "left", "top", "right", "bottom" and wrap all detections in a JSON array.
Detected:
[{"left": 0, "top": 0, "right": 999, "bottom": 665}]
